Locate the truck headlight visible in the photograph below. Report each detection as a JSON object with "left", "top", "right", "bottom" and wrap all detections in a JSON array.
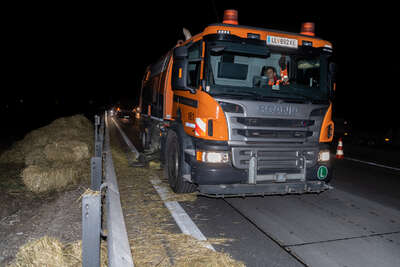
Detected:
[
  {"left": 318, "top": 150, "right": 330, "bottom": 162},
  {"left": 196, "top": 151, "right": 229, "bottom": 163}
]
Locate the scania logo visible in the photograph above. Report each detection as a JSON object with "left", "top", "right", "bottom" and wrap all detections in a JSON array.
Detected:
[{"left": 258, "top": 104, "right": 299, "bottom": 116}]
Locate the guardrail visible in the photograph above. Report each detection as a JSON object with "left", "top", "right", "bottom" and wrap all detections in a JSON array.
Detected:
[{"left": 82, "top": 112, "right": 134, "bottom": 267}]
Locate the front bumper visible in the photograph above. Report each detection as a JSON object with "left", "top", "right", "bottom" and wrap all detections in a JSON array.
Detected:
[
  {"left": 198, "top": 180, "right": 332, "bottom": 197},
  {"left": 187, "top": 138, "right": 333, "bottom": 196}
]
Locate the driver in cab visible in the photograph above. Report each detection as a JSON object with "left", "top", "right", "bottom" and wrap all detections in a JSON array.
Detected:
[
  {"left": 262, "top": 66, "right": 279, "bottom": 86},
  {"left": 261, "top": 56, "right": 289, "bottom": 87}
]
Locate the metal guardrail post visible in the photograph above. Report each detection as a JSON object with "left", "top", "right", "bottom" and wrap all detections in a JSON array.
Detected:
[
  {"left": 99, "top": 116, "right": 104, "bottom": 141},
  {"left": 95, "top": 115, "right": 104, "bottom": 158},
  {"left": 91, "top": 157, "right": 102, "bottom": 191},
  {"left": 82, "top": 193, "right": 101, "bottom": 267},
  {"left": 95, "top": 115, "right": 100, "bottom": 142},
  {"left": 95, "top": 141, "right": 102, "bottom": 158}
]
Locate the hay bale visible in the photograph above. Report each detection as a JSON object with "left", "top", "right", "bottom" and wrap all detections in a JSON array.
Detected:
[
  {"left": 24, "top": 149, "right": 46, "bottom": 166},
  {"left": 0, "top": 115, "right": 93, "bottom": 166},
  {"left": 10, "top": 236, "right": 65, "bottom": 267},
  {"left": 9, "top": 236, "right": 108, "bottom": 267},
  {"left": 0, "top": 114, "right": 95, "bottom": 193},
  {"left": 21, "top": 163, "right": 83, "bottom": 193},
  {"left": 44, "top": 141, "right": 90, "bottom": 163},
  {"left": 25, "top": 141, "right": 90, "bottom": 166}
]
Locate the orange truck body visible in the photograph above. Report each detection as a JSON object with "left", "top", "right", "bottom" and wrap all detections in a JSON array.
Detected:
[{"left": 139, "top": 19, "right": 335, "bottom": 196}]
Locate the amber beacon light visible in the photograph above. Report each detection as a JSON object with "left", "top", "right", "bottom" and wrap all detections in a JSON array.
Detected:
[
  {"left": 222, "top": 9, "right": 238, "bottom": 25},
  {"left": 300, "top": 22, "right": 315, "bottom": 36}
]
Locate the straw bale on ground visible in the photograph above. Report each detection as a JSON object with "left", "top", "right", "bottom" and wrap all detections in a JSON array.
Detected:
[
  {"left": 44, "top": 141, "right": 90, "bottom": 163},
  {"left": 21, "top": 162, "right": 86, "bottom": 193},
  {"left": 9, "top": 236, "right": 65, "bottom": 267},
  {"left": 9, "top": 236, "right": 107, "bottom": 267},
  {"left": 0, "top": 115, "right": 93, "bottom": 193}
]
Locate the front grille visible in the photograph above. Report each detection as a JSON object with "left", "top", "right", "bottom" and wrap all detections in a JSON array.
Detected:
[
  {"left": 237, "top": 117, "right": 314, "bottom": 127},
  {"left": 237, "top": 129, "right": 313, "bottom": 139},
  {"left": 228, "top": 115, "right": 318, "bottom": 144},
  {"left": 215, "top": 98, "right": 327, "bottom": 145},
  {"left": 232, "top": 147, "right": 317, "bottom": 170}
]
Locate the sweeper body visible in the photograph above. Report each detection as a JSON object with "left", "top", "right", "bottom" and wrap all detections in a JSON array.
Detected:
[{"left": 138, "top": 10, "right": 336, "bottom": 196}]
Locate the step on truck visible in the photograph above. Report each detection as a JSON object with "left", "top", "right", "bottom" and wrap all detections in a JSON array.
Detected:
[{"left": 138, "top": 10, "right": 336, "bottom": 196}]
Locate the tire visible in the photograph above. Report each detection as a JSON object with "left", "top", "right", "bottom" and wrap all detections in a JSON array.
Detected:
[{"left": 164, "top": 130, "right": 196, "bottom": 193}]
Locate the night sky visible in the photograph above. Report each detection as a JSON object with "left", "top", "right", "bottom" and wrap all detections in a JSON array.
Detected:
[{"left": 2, "top": 1, "right": 399, "bottom": 140}]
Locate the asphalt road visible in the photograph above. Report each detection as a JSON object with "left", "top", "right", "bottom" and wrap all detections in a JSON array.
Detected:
[{"left": 116, "top": 117, "right": 400, "bottom": 267}]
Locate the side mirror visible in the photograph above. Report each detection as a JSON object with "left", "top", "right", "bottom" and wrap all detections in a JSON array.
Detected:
[{"left": 171, "top": 46, "right": 195, "bottom": 93}]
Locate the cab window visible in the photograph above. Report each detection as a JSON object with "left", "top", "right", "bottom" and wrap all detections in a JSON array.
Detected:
[{"left": 187, "top": 42, "right": 202, "bottom": 88}]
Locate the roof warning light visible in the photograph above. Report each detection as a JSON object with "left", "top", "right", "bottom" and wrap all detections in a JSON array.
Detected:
[
  {"left": 223, "top": 9, "right": 238, "bottom": 25},
  {"left": 300, "top": 22, "right": 315, "bottom": 36}
]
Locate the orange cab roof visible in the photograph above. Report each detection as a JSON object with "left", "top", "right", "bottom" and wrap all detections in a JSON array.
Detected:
[{"left": 186, "top": 23, "right": 332, "bottom": 49}]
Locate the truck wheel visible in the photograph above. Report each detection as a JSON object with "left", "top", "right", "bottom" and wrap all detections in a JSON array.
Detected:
[{"left": 164, "top": 130, "right": 196, "bottom": 193}]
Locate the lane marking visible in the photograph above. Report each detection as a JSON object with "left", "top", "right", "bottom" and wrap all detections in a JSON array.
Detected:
[
  {"left": 344, "top": 157, "right": 400, "bottom": 172},
  {"left": 111, "top": 118, "right": 140, "bottom": 160},
  {"left": 330, "top": 152, "right": 400, "bottom": 172},
  {"left": 285, "top": 230, "right": 400, "bottom": 248},
  {"left": 112, "top": 118, "right": 215, "bottom": 251},
  {"left": 150, "top": 178, "right": 215, "bottom": 251}
]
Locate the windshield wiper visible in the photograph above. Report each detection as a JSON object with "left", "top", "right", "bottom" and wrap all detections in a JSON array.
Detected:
[
  {"left": 211, "top": 91, "right": 258, "bottom": 97},
  {"left": 277, "top": 85, "right": 329, "bottom": 104},
  {"left": 270, "top": 86, "right": 311, "bottom": 103}
]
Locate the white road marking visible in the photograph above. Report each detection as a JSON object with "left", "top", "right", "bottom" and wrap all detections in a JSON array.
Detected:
[
  {"left": 344, "top": 157, "right": 400, "bottom": 172},
  {"left": 330, "top": 152, "right": 400, "bottom": 172},
  {"left": 150, "top": 178, "right": 215, "bottom": 251},
  {"left": 111, "top": 118, "right": 140, "bottom": 159},
  {"left": 112, "top": 118, "right": 215, "bottom": 251}
]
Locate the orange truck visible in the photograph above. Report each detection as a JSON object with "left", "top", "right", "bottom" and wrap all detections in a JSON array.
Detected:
[{"left": 139, "top": 10, "right": 336, "bottom": 196}]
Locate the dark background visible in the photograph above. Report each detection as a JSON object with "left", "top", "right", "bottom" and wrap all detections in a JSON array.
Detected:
[{"left": 2, "top": 1, "right": 398, "bottom": 142}]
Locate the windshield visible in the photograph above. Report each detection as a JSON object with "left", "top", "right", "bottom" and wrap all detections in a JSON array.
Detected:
[{"left": 205, "top": 40, "right": 329, "bottom": 103}]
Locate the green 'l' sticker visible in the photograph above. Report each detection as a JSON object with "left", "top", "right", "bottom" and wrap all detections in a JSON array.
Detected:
[{"left": 317, "top": 166, "right": 328, "bottom": 180}]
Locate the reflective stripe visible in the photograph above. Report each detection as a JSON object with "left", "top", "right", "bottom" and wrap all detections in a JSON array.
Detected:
[{"left": 195, "top": 118, "right": 207, "bottom": 137}]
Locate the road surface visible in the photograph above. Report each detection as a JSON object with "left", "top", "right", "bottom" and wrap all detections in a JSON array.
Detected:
[{"left": 115, "top": 117, "right": 400, "bottom": 267}]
